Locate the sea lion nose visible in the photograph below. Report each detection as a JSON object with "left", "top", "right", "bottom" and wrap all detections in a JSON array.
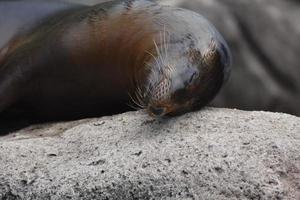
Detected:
[{"left": 148, "top": 106, "right": 166, "bottom": 117}]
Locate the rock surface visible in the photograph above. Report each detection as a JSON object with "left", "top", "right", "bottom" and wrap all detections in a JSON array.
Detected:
[{"left": 0, "top": 108, "right": 299, "bottom": 199}]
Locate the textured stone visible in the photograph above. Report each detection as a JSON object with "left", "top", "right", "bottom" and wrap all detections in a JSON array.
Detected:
[{"left": 0, "top": 108, "right": 299, "bottom": 199}]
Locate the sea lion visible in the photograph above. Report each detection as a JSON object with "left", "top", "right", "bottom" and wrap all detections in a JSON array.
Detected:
[{"left": 0, "top": 0, "right": 231, "bottom": 120}]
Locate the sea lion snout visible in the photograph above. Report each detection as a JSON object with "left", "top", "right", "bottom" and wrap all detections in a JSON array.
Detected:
[
  {"left": 147, "top": 105, "right": 166, "bottom": 117},
  {"left": 143, "top": 40, "right": 230, "bottom": 118}
]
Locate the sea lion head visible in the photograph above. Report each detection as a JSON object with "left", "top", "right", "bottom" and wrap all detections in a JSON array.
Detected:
[{"left": 138, "top": 35, "right": 231, "bottom": 118}]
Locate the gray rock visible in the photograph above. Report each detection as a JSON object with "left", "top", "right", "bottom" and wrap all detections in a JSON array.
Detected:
[{"left": 0, "top": 108, "right": 299, "bottom": 199}]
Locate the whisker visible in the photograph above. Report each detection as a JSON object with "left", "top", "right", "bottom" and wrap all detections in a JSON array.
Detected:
[
  {"left": 137, "top": 85, "right": 147, "bottom": 108},
  {"left": 145, "top": 50, "right": 160, "bottom": 67},
  {"left": 153, "top": 39, "right": 164, "bottom": 69},
  {"left": 128, "top": 91, "right": 144, "bottom": 109},
  {"left": 159, "top": 31, "right": 167, "bottom": 69},
  {"left": 163, "top": 26, "right": 168, "bottom": 61},
  {"left": 159, "top": 31, "right": 164, "bottom": 59},
  {"left": 135, "top": 94, "right": 145, "bottom": 108},
  {"left": 130, "top": 79, "right": 148, "bottom": 109},
  {"left": 127, "top": 102, "right": 141, "bottom": 110}
]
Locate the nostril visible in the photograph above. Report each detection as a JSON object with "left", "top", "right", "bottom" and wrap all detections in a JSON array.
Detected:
[{"left": 149, "top": 106, "right": 165, "bottom": 116}]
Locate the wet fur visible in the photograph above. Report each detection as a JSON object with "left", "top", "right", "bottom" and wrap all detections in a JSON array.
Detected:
[{"left": 0, "top": 0, "right": 230, "bottom": 120}]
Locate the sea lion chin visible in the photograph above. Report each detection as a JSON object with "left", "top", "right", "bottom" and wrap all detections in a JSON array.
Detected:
[{"left": 0, "top": 0, "right": 231, "bottom": 120}]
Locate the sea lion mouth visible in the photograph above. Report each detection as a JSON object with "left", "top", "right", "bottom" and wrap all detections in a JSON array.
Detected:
[
  {"left": 143, "top": 77, "right": 172, "bottom": 117},
  {"left": 146, "top": 101, "right": 175, "bottom": 118},
  {"left": 146, "top": 97, "right": 197, "bottom": 118},
  {"left": 147, "top": 105, "right": 167, "bottom": 117}
]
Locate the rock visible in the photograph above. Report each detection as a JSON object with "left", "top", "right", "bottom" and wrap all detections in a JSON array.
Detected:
[{"left": 0, "top": 108, "right": 299, "bottom": 199}]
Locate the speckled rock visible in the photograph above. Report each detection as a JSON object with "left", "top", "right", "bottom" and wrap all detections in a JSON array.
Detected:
[{"left": 0, "top": 108, "right": 299, "bottom": 199}]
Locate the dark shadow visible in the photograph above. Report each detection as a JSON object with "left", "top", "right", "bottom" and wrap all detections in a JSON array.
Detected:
[
  {"left": 0, "top": 105, "right": 135, "bottom": 136},
  {"left": 0, "top": 109, "right": 34, "bottom": 135},
  {"left": 0, "top": 119, "right": 32, "bottom": 136}
]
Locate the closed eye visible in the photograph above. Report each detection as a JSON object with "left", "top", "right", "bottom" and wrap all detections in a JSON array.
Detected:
[{"left": 189, "top": 72, "right": 197, "bottom": 83}]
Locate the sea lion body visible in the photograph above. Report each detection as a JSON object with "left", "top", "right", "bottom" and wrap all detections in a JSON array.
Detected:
[{"left": 0, "top": 0, "right": 231, "bottom": 120}]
